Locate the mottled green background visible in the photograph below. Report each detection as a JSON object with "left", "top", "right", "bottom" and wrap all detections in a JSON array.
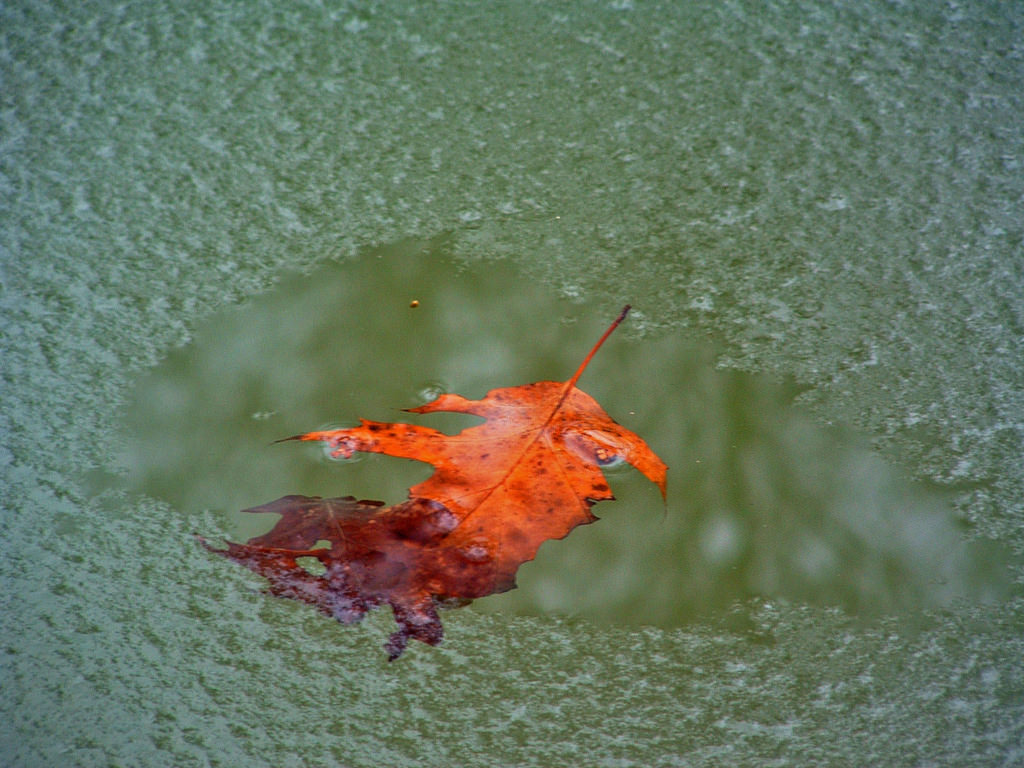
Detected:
[{"left": 3, "top": 1, "right": 1023, "bottom": 766}]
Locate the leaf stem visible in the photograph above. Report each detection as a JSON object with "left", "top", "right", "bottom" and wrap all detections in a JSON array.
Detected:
[{"left": 565, "top": 304, "right": 631, "bottom": 389}]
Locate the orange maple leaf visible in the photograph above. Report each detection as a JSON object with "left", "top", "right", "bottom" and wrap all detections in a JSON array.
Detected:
[
  {"left": 295, "top": 305, "right": 666, "bottom": 592},
  {"left": 202, "top": 306, "right": 667, "bottom": 659}
]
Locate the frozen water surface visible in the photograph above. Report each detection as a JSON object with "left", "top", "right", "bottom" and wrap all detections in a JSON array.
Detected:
[{"left": 3, "top": 1, "right": 1024, "bottom": 766}]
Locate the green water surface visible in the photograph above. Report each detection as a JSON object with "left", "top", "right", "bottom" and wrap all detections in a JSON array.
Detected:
[
  {"left": 124, "top": 241, "right": 1012, "bottom": 630},
  {"left": 3, "top": 1, "right": 1023, "bottom": 766}
]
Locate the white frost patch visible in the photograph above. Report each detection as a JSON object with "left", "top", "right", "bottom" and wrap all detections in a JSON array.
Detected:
[
  {"left": 344, "top": 17, "right": 369, "bottom": 34},
  {"left": 817, "top": 195, "right": 849, "bottom": 211}
]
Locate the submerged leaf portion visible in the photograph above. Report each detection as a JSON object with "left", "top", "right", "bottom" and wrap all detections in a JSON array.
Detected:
[
  {"left": 203, "top": 307, "right": 667, "bottom": 659},
  {"left": 201, "top": 495, "right": 469, "bottom": 659}
]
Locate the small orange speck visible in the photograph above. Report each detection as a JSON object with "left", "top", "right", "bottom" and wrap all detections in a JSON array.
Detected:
[{"left": 409, "top": 300, "right": 420, "bottom": 308}]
